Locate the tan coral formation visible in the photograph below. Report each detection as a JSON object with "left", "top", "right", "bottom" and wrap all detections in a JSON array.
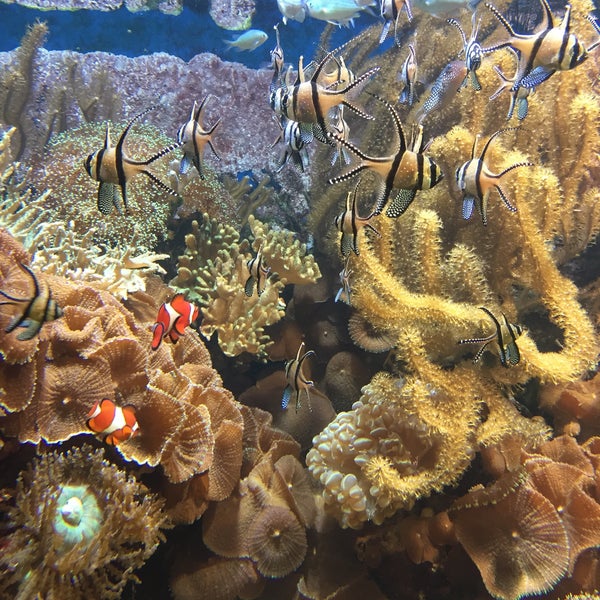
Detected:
[
  {"left": 0, "top": 128, "right": 169, "bottom": 299},
  {"left": 172, "top": 213, "right": 320, "bottom": 356},
  {"left": 0, "top": 445, "right": 167, "bottom": 600},
  {"left": 0, "top": 232, "right": 241, "bottom": 498}
]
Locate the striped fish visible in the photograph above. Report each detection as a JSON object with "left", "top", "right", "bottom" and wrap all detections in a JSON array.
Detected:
[
  {"left": 83, "top": 106, "right": 180, "bottom": 215},
  {"left": 245, "top": 246, "right": 271, "bottom": 297},
  {"left": 86, "top": 398, "right": 139, "bottom": 445},
  {"left": 458, "top": 306, "right": 524, "bottom": 367},
  {"left": 485, "top": 0, "right": 588, "bottom": 90},
  {"left": 328, "top": 95, "right": 443, "bottom": 218},
  {"left": 379, "top": 0, "right": 413, "bottom": 45},
  {"left": 398, "top": 42, "right": 418, "bottom": 105},
  {"left": 0, "top": 262, "right": 62, "bottom": 341},
  {"left": 177, "top": 96, "right": 221, "bottom": 179},
  {"left": 269, "top": 52, "right": 379, "bottom": 143},
  {"left": 273, "top": 116, "right": 311, "bottom": 173},
  {"left": 447, "top": 14, "right": 485, "bottom": 91},
  {"left": 455, "top": 128, "right": 533, "bottom": 226},
  {"left": 282, "top": 342, "right": 316, "bottom": 411},
  {"left": 334, "top": 180, "right": 380, "bottom": 257}
]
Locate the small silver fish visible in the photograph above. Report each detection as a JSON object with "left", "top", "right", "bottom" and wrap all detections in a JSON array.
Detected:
[
  {"left": 277, "top": 0, "right": 308, "bottom": 23},
  {"left": 412, "top": 0, "right": 480, "bottom": 17},
  {"left": 224, "top": 29, "right": 268, "bottom": 52},
  {"left": 305, "top": 0, "right": 368, "bottom": 26}
]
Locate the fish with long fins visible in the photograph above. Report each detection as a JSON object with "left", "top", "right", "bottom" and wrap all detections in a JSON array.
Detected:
[
  {"left": 447, "top": 13, "right": 486, "bottom": 91},
  {"left": 379, "top": 0, "right": 413, "bottom": 45},
  {"left": 328, "top": 95, "right": 442, "bottom": 218},
  {"left": 455, "top": 128, "right": 533, "bottom": 226},
  {"left": 398, "top": 41, "right": 418, "bottom": 105},
  {"left": 177, "top": 96, "right": 221, "bottom": 179},
  {"left": 458, "top": 306, "right": 524, "bottom": 367},
  {"left": 83, "top": 106, "right": 180, "bottom": 215},
  {"left": 282, "top": 342, "right": 316, "bottom": 411},
  {"left": 245, "top": 246, "right": 271, "bottom": 297},
  {"left": 269, "top": 51, "right": 379, "bottom": 143},
  {"left": 0, "top": 262, "right": 62, "bottom": 340},
  {"left": 334, "top": 180, "right": 380, "bottom": 257},
  {"left": 484, "top": 0, "right": 588, "bottom": 89}
]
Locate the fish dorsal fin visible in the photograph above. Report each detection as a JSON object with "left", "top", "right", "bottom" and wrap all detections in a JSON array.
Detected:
[
  {"left": 537, "top": 0, "right": 554, "bottom": 31},
  {"left": 104, "top": 123, "right": 112, "bottom": 149},
  {"left": 117, "top": 105, "right": 158, "bottom": 154},
  {"left": 478, "top": 127, "right": 515, "bottom": 162},
  {"left": 382, "top": 95, "right": 406, "bottom": 154},
  {"left": 190, "top": 99, "right": 198, "bottom": 122},
  {"left": 18, "top": 262, "right": 39, "bottom": 298},
  {"left": 311, "top": 52, "right": 334, "bottom": 84}
]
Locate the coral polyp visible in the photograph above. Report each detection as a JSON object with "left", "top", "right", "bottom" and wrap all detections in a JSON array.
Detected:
[{"left": 0, "top": 445, "right": 167, "bottom": 600}]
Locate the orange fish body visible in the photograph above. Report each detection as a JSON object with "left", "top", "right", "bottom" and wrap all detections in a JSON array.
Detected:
[
  {"left": 86, "top": 398, "right": 139, "bottom": 445},
  {"left": 151, "top": 293, "right": 199, "bottom": 350}
]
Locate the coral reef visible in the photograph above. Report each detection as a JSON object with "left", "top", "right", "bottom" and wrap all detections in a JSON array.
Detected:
[
  {"left": 0, "top": 233, "right": 240, "bottom": 500},
  {"left": 0, "top": 445, "right": 167, "bottom": 599},
  {"left": 171, "top": 213, "right": 320, "bottom": 357},
  {"left": 208, "top": 0, "right": 255, "bottom": 30}
]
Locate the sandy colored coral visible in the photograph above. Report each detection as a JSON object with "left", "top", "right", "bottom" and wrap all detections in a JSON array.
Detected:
[
  {"left": 0, "top": 445, "right": 166, "bottom": 600},
  {"left": 172, "top": 213, "right": 320, "bottom": 357}
]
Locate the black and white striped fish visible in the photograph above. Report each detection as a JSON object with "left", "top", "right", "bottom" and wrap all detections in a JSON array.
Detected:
[
  {"left": 334, "top": 180, "right": 380, "bottom": 257},
  {"left": 458, "top": 306, "right": 524, "bottom": 367},
  {"left": 282, "top": 342, "right": 316, "bottom": 411},
  {"left": 273, "top": 116, "right": 311, "bottom": 172},
  {"left": 177, "top": 96, "right": 221, "bottom": 179},
  {"left": 447, "top": 14, "right": 486, "bottom": 91},
  {"left": 0, "top": 262, "right": 62, "bottom": 341},
  {"left": 245, "top": 246, "right": 271, "bottom": 297},
  {"left": 269, "top": 52, "right": 379, "bottom": 143},
  {"left": 455, "top": 128, "right": 533, "bottom": 226},
  {"left": 83, "top": 107, "right": 180, "bottom": 215},
  {"left": 328, "top": 95, "right": 443, "bottom": 218},
  {"left": 485, "top": 0, "right": 588, "bottom": 90}
]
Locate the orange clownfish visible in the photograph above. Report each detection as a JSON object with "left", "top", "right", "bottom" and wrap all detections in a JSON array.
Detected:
[
  {"left": 86, "top": 398, "right": 139, "bottom": 445},
  {"left": 151, "top": 293, "right": 199, "bottom": 351}
]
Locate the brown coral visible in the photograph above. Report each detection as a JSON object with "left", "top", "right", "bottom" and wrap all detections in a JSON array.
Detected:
[{"left": 0, "top": 445, "right": 167, "bottom": 600}]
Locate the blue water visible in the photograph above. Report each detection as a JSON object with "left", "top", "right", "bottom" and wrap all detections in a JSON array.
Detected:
[{"left": 0, "top": 0, "right": 381, "bottom": 68}]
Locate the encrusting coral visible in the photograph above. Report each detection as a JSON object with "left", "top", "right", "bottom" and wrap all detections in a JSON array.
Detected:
[
  {"left": 172, "top": 213, "right": 321, "bottom": 357},
  {"left": 0, "top": 445, "right": 167, "bottom": 600}
]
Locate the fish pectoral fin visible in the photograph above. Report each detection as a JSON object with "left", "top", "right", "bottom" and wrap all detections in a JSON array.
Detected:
[
  {"left": 386, "top": 189, "right": 417, "bottom": 218},
  {"left": 519, "top": 66, "right": 553, "bottom": 89},
  {"left": 97, "top": 182, "right": 117, "bottom": 215},
  {"left": 15, "top": 318, "right": 43, "bottom": 341},
  {"left": 244, "top": 276, "right": 256, "bottom": 297},
  {"left": 281, "top": 385, "right": 294, "bottom": 409},
  {"left": 340, "top": 232, "right": 356, "bottom": 257},
  {"left": 462, "top": 196, "right": 475, "bottom": 220},
  {"left": 506, "top": 342, "right": 521, "bottom": 365},
  {"left": 179, "top": 154, "right": 192, "bottom": 175}
]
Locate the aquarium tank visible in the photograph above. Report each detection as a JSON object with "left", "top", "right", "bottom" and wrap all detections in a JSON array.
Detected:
[{"left": 0, "top": 0, "right": 600, "bottom": 598}]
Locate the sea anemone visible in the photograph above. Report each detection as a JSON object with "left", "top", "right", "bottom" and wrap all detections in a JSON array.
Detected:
[{"left": 0, "top": 445, "right": 167, "bottom": 600}]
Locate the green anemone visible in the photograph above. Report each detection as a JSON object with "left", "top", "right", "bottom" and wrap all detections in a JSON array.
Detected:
[{"left": 53, "top": 484, "right": 102, "bottom": 553}]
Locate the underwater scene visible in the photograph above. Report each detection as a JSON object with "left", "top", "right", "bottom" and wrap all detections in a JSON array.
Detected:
[{"left": 1, "top": 0, "right": 600, "bottom": 598}]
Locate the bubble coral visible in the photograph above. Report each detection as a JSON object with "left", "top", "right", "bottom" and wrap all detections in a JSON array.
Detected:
[{"left": 0, "top": 445, "right": 166, "bottom": 600}]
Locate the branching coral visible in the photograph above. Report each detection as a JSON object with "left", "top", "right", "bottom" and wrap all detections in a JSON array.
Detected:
[
  {"left": 0, "top": 445, "right": 167, "bottom": 600},
  {"left": 171, "top": 213, "right": 321, "bottom": 357}
]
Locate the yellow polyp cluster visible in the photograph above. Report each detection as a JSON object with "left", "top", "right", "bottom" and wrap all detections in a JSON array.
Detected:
[{"left": 307, "top": 373, "right": 480, "bottom": 528}]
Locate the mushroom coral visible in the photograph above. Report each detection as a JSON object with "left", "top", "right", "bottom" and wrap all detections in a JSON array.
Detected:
[
  {"left": 0, "top": 445, "right": 166, "bottom": 600},
  {"left": 0, "top": 232, "right": 241, "bottom": 500}
]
